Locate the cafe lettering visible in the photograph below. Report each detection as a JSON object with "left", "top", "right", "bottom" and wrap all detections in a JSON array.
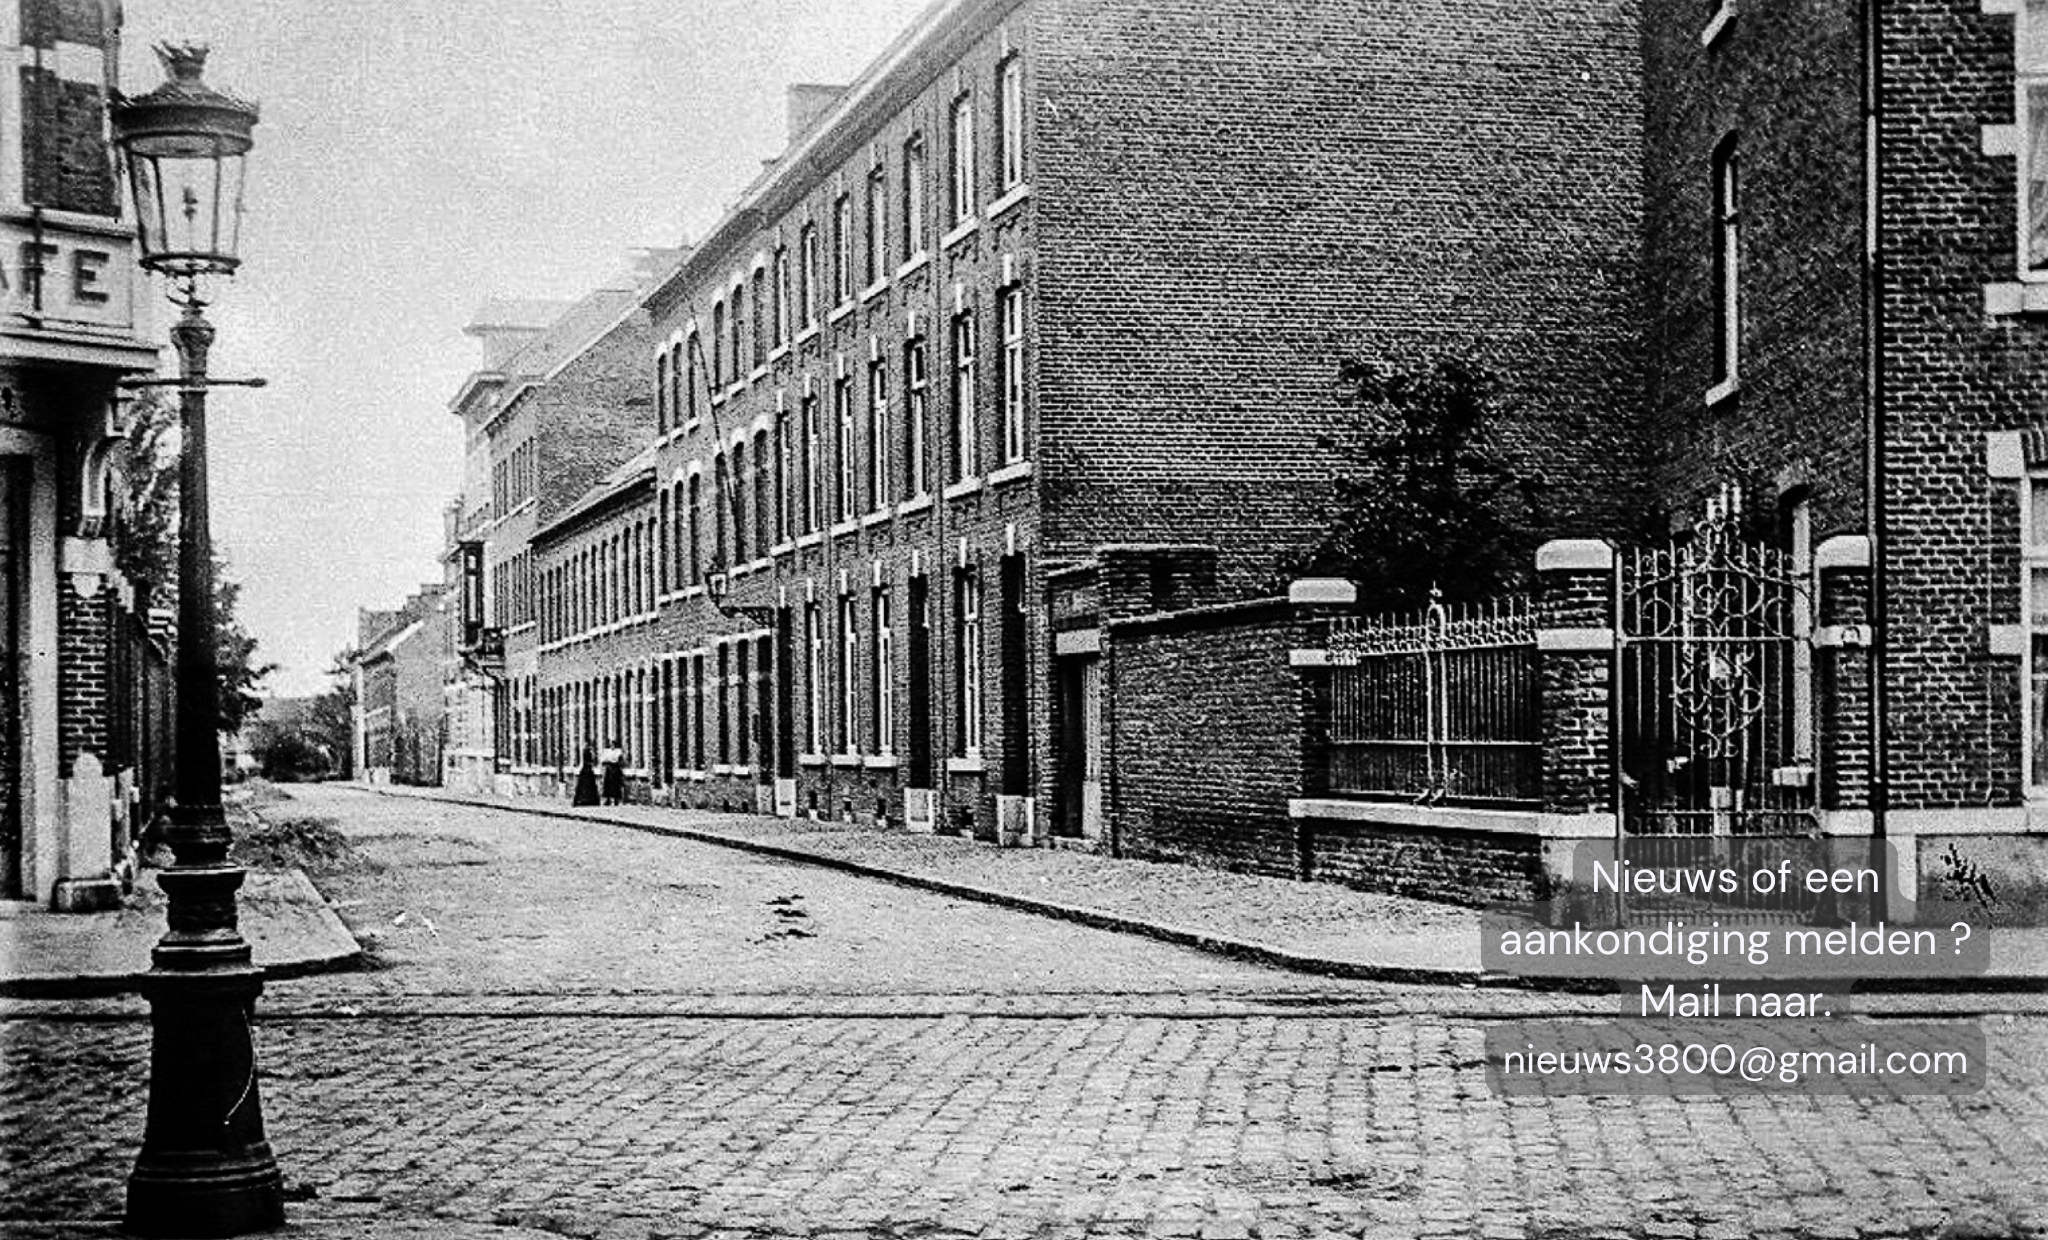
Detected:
[{"left": 0, "top": 222, "right": 133, "bottom": 329}]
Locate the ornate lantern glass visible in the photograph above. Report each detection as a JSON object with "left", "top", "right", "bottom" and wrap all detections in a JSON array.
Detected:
[{"left": 110, "top": 44, "right": 258, "bottom": 280}]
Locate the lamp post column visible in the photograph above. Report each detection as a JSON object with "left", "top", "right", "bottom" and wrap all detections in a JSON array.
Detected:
[{"left": 124, "top": 295, "right": 286, "bottom": 1238}]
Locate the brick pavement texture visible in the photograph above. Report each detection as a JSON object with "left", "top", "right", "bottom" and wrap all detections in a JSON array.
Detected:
[{"left": 4, "top": 1011, "right": 2046, "bottom": 1240}]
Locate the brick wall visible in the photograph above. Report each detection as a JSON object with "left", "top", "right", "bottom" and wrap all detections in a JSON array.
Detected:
[
  {"left": 18, "top": 0, "right": 116, "bottom": 217},
  {"left": 1639, "top": 0, "right": 1867, "bottom": 536},
  {"left": 55, "top": 576, "right": 109, "bottom": 779},
  {"left": 1306, "top": 823, "right": 1545, "bottom": 906},
  {"left": 1880, "top": 0, "right": 2048, "bottom": 810},
  {"left": 1105, "top": 598, "right": 1309, "bottom": 877},
  {"left": 1031, "top": 0, "right": 1652, "bottom": 595}
]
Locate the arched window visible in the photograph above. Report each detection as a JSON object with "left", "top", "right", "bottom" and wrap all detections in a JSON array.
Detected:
[
  {"left": 751, "top": 269, "right": 767, "bottom": 368},
  {"left": 711, "top": 302, "right": 725, "bottom": 389}
]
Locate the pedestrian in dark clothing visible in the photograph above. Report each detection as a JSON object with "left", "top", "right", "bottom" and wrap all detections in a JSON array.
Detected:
[
  {"left": 571, "top": 746, "right": 599, "bottom": 807},
  {"left": 600, "top": 739, "right": 625, "bottom": 806}
]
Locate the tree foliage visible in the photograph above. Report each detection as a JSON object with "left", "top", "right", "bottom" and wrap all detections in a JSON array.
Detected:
[
  {"left": 1292, "top": 354, "right": 1545, "bottom": 612},
  {"left": 115, "top": 388, "right": 275, "bottom": 733}
]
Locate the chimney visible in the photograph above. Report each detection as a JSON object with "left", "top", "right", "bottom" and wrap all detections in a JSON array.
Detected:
[{"left": 786, "top": 83, "right": 845, "bottom": 145}]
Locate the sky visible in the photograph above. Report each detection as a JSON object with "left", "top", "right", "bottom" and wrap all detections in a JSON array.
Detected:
[{"left": 116, "top": 0, "right": 934, "bottom": 697}]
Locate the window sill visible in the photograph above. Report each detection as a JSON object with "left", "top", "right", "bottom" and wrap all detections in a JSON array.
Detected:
[
  {"left": 768, "top": 343, "right": 790, "bottom": 364},
  {"left": 684, "top": 585, "right": 707, "bottom": 598},
  {"left": 987, "top": 459, "right": 1032, "bottom": 487},
  {"left": 1984, "top": 282, "right": 2048, "bottom": 316},
  {"left": 860, "top": 509, "right": 892, "bottom": 529},
  {"left": 1703, "top": 376, "right": 1740, "bottom": 411},
  {"left": 830, "top": 753, "right": 864, "bottom": 769},
  {"left": 863, "top": 754, "right": 901, "bottom": 770},
  {"left": 941, "top": 218, "right": 979, "bottom": 250},
  {"left": 771, "top": 540, "right": 796, "bottom": 557},
  {"left": 830, "top": 520, "right": 859, "bottom": 539},
  {"left": 1700, "top": 1, "right": 1736, "bottom": 46},
  {"left": 943, "top": 477, "right": 983, "bottom": 500},
  {"left": 896, "top": 493, "right": 934, "bottom": 517},
  {"left": 727, "top": 382, "right": 747, "bottom": 400},
  {"left": 946, "top": 755, "right": 986, "bottom": 775},
  {"left": 684, "top": 418, "right": 702, "bottom": 435},
  {"left": 796, "top": 532, "right": 824, "bottom": 549},
  {"left": 827, "top": 301, "right": 855, "bottom": 326},
  {"left": 897, "top": 251, "right": 930, "bottom": 280},
  {"left": 749, "top": 365, "right": 769, "bottom": 385},
  {"left": 987, "top": 183, "right": 1030, "bottom": 221},
  {"left": 799, "top": 753, "right": 826, "bottom": 768},
  {"left": 795, "top": 324, "right": 821, "bottom": 346},
  {"left": 861, "top": 279, "right": 890, "bottom": 304}
]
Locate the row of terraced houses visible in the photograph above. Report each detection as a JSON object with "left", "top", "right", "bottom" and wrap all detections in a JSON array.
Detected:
[{"left": 352, "top": 0, "right": 2048, "bottom": 923}]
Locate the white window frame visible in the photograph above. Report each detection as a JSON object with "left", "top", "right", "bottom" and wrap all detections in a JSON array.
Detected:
[
  {"left": 903, "top": 134, "right": 927, "bottom": 262},
  {"left": 2026, "top": 473, "right": 2048, "bottom": 791},
  {"left": 959, "top": 570, "right": 984, "bottom": 756},
  {"left": 953, "top": 311, "right": 978, "bottom": 481},
  {"left": 997, "top": 54, "right": 1023, "bottom": 191},
  {"left": 874, "top": 589, "right": 895, "bottom": 756},
  {"left": 999, "top": 284, "right": 1025, "bottom": 463},
  {"left": 839, "top": 592, "right": 860, "bottom": 755},
  {"left": 836, "top": 374, "right": 856, "bottom": 522},
  {"left": 805, "top": 601, "right": 824, "bottom": 754},
  {"left": 1711, "top": 134, "right": 1740, "bottom": 391},
  {"left": 2020, "top": 1, "right": 2048, "bottom": 279},
  {"left": 869, "top": 358, "right": 891, "bottom": 510},
  {"left": 905, "top": 338, "right": 929, "bottom": 497},
  {"left": 950, "top": 93, "right": 976, "bottom": 225}
]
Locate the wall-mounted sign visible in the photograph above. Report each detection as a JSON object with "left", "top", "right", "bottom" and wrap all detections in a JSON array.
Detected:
[{"left": 0, "top": 219, "right": 135, "bottom": 332}]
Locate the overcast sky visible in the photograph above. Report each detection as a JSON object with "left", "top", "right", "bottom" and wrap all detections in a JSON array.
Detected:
[{"left": 117, "top": 0, "right": 933, "bottom": 697}]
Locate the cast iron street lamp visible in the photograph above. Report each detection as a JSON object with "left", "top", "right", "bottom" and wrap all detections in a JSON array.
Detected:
[{"left": 111, "top": 44, "right": 283, "bottom": 1237}]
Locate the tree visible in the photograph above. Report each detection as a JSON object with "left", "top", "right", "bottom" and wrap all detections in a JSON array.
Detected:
[
  {"left": 116, "top": 388, "right": 275, "bottom": 734},
  {"left": 214, "top": 571, "right": 275, "bottom": 736},
  {"left": 305, "top": 647, "right": 359, "bottom": 780},
  {"left": 1291, "top": 354, "right": 1545, "bottom": 612}
]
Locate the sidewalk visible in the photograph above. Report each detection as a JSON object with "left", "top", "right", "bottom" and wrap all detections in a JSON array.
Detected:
[
  {"left": 365, "top": 783, "right": 2048, "bottom": 988},
  {"left": 0, "top": 868, "right": 363, "bottom": 999}
]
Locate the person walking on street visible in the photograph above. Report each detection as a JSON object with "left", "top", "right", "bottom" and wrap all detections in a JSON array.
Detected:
[
  {"left": 571, "top": 745, "right": 599, "bottom": 807},
  {"left": 600, "top": 739, "right": 625, "bottom": 806}
]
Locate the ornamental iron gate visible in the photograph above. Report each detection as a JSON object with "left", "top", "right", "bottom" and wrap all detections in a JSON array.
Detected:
[{"left": 1617, "top": 489, "right": 1818, "bottom": 921}]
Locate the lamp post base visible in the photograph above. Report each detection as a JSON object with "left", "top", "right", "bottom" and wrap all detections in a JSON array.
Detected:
[{"left": 124, "top": 866, "right": 285, "bottom": 1238}]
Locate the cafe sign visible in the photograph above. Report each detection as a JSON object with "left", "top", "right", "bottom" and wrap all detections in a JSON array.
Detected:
[{"left": 0, "top": 218, "right": 136, "bottom": 333}]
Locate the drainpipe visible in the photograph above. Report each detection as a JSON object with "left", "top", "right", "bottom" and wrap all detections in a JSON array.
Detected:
[{"left": 1862, "top": 0, "right": 1890, "bottom": 916}]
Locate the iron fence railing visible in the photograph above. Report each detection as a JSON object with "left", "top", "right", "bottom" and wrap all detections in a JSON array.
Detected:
[{"left": 1322, "top": 593, "right": 1539, "bottom": 806}]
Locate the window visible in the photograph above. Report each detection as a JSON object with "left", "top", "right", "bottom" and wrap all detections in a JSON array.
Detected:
[
  {"left": 713, "top": 455, "right": 730, "bottom": 567},
  {"left": 805, "top": 601, "right": 824, "bottom": 754},
  {"left": 868, "top": 359, "right": 890, "bottom": 511},
  {"left": 711, "top": 303, "right": 725, "bottom": 389},
  {"left": 753, "top": 429, "right": 771, "bottom": 554},
  {"left": 656, "top": 349, "right": 671, "bottom": 435},
  {"left": 866, "top": 166, "right": 887, "bottom": 288},
  {"left": 731, "top": 283, "right": 748, "bottom": 382},
  {"left": 833, "top": 194, "right": 853, "bottom": 305},
  {"left": 835, "top": 372, "right": 856, "bottom": 521},
  {"left": 730, "top": 442, "right": 749, "bottom": 564},
  {"left": 1711, "top": 133, "right": 1739, "bottom": 388},
  {"left": 874, "top": 589, "right": 894, "bottom": 755},
  {"left": 773, "top": 246, "right": 791, "bottom": 345},
  {"left": 996, "top": 55, "right": 1023, "bottom": 191},
  {"left": 2024, "top": 1, "right": 2048, "bottom": 273},
  {"left": 2027, "top": 474, "right": 2048, "bottom": 788},
  {"left": 905, "top": 338, "right": 929, "bottom": 497},
  {"left": 751, "top": 269, "right": 767, "bottom": 368},
  {"left": 801, "top": 393, "right": 822, "bottom": 533},
  {"left": 903, "top": 134, "right": 926, "bottom": 261},
  {"left": 838, "top": 593, "right": 859, "bottom": 755},
  {"left": 686, "top": 475, "right": 702, "bottom": 585},
  {"left": 952, "top": 310, "right": 978, "bottom": 480},
  {"left": 798, "top": 223, "right": 819, "bottom": 327},
  {"left": 776, "top": 402, "right": 793, "bottom": 544},
  {"left": 950, "top": 93, "right": 976, "bottom": 224},
  {"left": 956, "top": 569, "right": 983, "bottom": 756},
  {"left": 684, "top": 336, "right": 701, "bottom": 425},
  {"left": 999, "top": 284, "right": 1025, "bottom": 462}
]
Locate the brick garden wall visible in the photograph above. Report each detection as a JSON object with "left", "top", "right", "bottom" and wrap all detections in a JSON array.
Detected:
[
  {"left": 1306, "top": 824, "right": 1545, "bottom": 907},
  {"left": 1105, "top": 599, "right": 1309, "bottom": 877}
]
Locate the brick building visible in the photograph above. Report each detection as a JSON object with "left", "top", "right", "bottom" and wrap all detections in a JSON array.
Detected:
[
  {"left": 353, "top": 586, "right": 448, "bottom": 787},
  {"left": 510, "top": 0, "right": 1645, "bottom": 843},
  {"left": 1, "top": 0, "right": 171, "bottom": 911}
]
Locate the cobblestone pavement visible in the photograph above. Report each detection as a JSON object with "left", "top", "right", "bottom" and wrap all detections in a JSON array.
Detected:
[{"left": 3, "top": 790, "right": 2045, "bottom": 1240}]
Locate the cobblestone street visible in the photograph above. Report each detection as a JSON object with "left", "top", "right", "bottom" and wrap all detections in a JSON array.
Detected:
[{"left": 4, "top": 789, "right": 2046, "bottom": 1239}]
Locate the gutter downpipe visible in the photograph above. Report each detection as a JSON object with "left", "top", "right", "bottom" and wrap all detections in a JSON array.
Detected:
[{"left": 1863, "top": 0, "right": 1891, "bottom": 919}]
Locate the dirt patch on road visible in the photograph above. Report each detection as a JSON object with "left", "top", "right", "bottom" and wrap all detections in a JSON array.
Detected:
[{"left": 231, "top": 812, "right": 376, "bottom": 876}]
